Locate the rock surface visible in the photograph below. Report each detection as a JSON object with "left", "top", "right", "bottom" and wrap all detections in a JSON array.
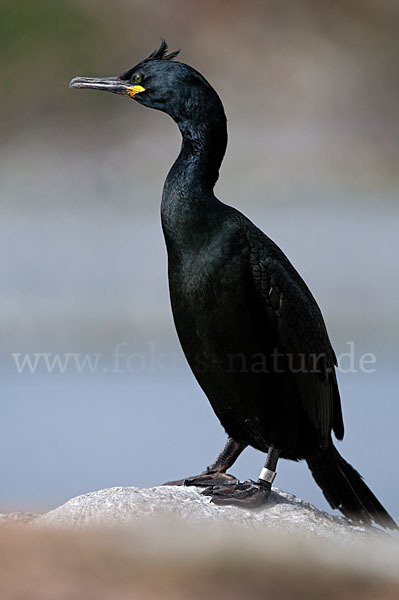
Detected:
[
  {"left": 0, "top": 511, "right": 39, "bottom": 525},
  {"left": 1, "top": 486, "right": 398, "bottom": 600},
  {"left": 31, "top": 485, "right": 370, "bottom": 540}
]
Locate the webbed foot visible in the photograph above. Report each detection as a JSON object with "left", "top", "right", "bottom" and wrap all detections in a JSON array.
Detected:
[
  {"left": 202, "top": 479, "right": 272, "bottom": 508},
  {"left": 163, "top": 471, "right": 238, "bottom": 487}
]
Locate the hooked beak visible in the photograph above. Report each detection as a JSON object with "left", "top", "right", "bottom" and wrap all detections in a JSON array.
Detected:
[{"left": 69, "top": 76, "right": 145, "bottom": 98}]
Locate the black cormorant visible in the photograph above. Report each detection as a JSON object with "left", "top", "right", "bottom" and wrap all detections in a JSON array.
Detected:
[{"left": 70, "top": 41, "right": 397, "bottom": 529}]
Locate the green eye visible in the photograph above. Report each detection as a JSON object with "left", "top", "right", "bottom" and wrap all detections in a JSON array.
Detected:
[{"left": 134, "top": 74, "right": 142, "bottom": 84}]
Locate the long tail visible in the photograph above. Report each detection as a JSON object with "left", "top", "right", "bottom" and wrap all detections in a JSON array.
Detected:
[{"left": 306, "top": 444, "right": 397, "bottom": 530}]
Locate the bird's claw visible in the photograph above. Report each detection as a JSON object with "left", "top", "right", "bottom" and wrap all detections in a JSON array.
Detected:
[
  {"left": 201, "top": 479, "right": 272, "bottom": 508},
  {"left": 163, "top": 471, "right": 238, "bottom": 487}
]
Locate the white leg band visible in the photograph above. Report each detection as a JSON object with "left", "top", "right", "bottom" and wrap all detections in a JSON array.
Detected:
[{"left": 259, "top": 467, "right": 277, "bottom": 484}]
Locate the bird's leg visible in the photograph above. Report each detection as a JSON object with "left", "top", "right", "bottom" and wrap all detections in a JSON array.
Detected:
[
  {"left": 163, "top": 437, "right": 247, "bottom": 487},
  {"left": 202, "top": 447, "right": 281, "bottom": 508}
]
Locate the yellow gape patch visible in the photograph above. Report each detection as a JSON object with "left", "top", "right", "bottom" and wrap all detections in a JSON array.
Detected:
[{"left": 126, "top": 85, "right": 145, "bottom": 97}]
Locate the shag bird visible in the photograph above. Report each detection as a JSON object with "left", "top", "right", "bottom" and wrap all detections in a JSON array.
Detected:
[{"left": 70, "top": 41, "right": 397, "bottom": 529}]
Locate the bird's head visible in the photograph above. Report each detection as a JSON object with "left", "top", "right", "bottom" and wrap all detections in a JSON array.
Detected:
[{"left": 69, "top": 40, "right": 224, "bottom": 126}]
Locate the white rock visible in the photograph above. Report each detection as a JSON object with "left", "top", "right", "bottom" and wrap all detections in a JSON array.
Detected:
[{"left": 34, "top": 485, "right": 371, "bottom": 541}]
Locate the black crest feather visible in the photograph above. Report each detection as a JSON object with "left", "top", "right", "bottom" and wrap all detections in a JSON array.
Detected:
[
  {"left": 146, "top": 39, "right": 180, "bottom": 62},
  {"left": 120, "top": 40, "right": 181, "bottom": 80}
]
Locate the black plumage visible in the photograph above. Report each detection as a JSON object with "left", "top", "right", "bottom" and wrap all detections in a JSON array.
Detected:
[{"left": 70, "top": 41, "right": 396, "bottom": 529}]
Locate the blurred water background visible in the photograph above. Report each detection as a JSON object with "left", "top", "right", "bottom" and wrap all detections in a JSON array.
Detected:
[{"left": 0, "top": 0, "right": 398, "bottom": 519}]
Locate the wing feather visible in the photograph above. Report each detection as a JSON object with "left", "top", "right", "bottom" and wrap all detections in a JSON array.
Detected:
[{"left": 246, "top": 228, "right": 343, "bottom": 447}]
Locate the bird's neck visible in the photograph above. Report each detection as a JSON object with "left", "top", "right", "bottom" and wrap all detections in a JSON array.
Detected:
[{"left": 162, "top": 111, "right": 227, "bottom": 204}]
